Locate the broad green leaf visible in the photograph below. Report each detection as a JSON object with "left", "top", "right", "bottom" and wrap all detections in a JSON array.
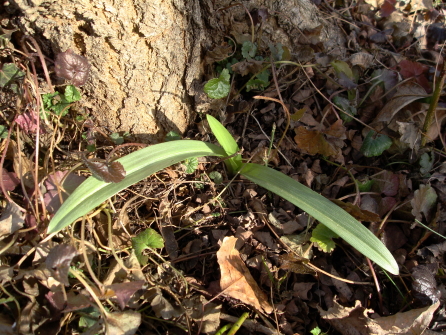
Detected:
[
  {"left": 241, "top": 41, "right": 257, "bottom": 59},
  {"left": 206, "top": 115, "right": 242, "bottom": 174},
  {"left": 48, "top": 141, "right": 227, "bottom": 234},
  {"left": 204, "top": 69, "right": 231, "bottom": 99},
  {"left": 132, "top": 228, "right": 164, "bottom": 265},
  {"left": 360, "top": 130, "right": 392, "bottom": 157},
  {"left": 240, "top": 163, "right": 399, "bottom": 275},
  {"left": 310, "top": 224, "right": 339, "bottom": 253},
  {"left": 0, "top": 63, "right": 25, "bottom": 87}
]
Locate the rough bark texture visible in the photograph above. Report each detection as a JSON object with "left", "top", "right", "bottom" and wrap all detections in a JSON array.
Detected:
[{"left": 9, "top": 0, "right": 344, "bottom": 142}]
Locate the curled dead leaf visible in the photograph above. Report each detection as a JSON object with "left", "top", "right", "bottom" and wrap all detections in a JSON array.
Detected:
[{"left": 217, "top": 236, "right": 273, "bottom": 314}]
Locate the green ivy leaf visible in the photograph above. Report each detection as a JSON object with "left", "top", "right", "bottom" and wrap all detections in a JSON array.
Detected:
[
  {"left": 310, "top": 224, "right": 339, "bottom": 253},
  {"left": 241, "top": 41, "right": 257, "bottom": 59},
  {"left": 209, "top": 171, "right": 223, "bottom": 184},
  {"left": 360, "top": 130, "right": 392, "bottom": 157},
  {"left": 246, "top": 69, "right": 270, "bottom": 92},
  {"left": 131, "top": 228, "right": 164, "bottom": 265},
  {"left": 204, "top": 69, "right": 231, "bottom": 99},
  {"left": 333, "top": 96, "right": 357, "bottom": 122},
  {"left": 184, "top": 157, "right": 199, "bottom": 174}
]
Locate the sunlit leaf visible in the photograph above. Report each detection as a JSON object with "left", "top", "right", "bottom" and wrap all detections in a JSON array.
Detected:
[
  {"left": 204, "top": 69, "right": 231, "bottom": 99},
  {"left": 55, "top": 49, "right": 91, "bottom": 86},
  {"left": 240, "top": 163, "right": 399, "bottom": 274},
  {"left": 132, "top": 228, "right": 164, "bottom": 265},
  {"left": 310, "top": 223, "right": 339, "bottom": 253},
  {"left": 48, "top": 141, "right": 226, "bottom": 234},
  {"left": 183, "top": 157, "right": 199, "bottom": 174}
]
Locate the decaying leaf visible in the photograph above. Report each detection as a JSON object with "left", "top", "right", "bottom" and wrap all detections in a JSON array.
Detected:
[
  {"left": 374, "top": 82, "right": 428, "bottom": 123},
  {"left": 183, "top": 295, "right": 221, "bottom": 333},
  {"left": 412, "top": 264, "right": 441, "bottom": 305},
  {"left": 106, "top": 310, "right": 141, "bottom": 335},
  {"left": 319, "top": 299, "right": 440, "bottom": 335},
  {"left": 108, "top": 280, "right": 145, "bottom": 310},
  {"left": 1, "top": 168, "right": 20, "bottom": 193},
  {"left": 217, "top": 236, "right": 273, "bottom": 313},
  {"left": 45, "top": 244, "right": 78, "bottom": 286},
  {"left": 294, "top": 126, "right": 337, "bottom": 157},
  {"left": 0, "top": 202, "right": 24, "bottom": 240},
  {"left": 411, "top": 184, "right": 437, "bottom": 222},
  {"left": 149, "top": 288, "right": 183, "bottom": 319}
]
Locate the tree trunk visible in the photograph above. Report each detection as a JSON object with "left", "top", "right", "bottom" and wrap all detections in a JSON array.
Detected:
[{"left": 9, "top": 0, "right": 344, "bottom": 143}]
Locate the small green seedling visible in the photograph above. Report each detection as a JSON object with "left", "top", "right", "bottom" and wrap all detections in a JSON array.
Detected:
[{"left": 48, "top": 115, "right": 399, "bottom": 275}]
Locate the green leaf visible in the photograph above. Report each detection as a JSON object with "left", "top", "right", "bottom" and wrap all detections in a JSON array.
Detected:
[
  {"left": 184, "top": 157, "right": 199, "bottom": 174},
  {"left": 110, "top": 132, "right": 125, "bottom": 145},
  {"left": 333, "top": 96, "right": 357, "bottom": 122},
  {"left": 331, "top": 60, "right": 353, "bottom": 79},
  {"left": 42, "top": 86, "right": 82, "bottom": 117},
  {"left": 246, "top": 69, "right": 270, "bottom": 92},
  {"left": 0, "top": 125, "right": 8, "bottom": 139},
  {"left": 310, "top": 224, "right": 339, "bottom": 253},
  {"left": 360, "top": 130, "right": 392, "bottom": 157},
  {"left": 165, "top": 131, "right": 182, "bottom": 141},
  {"left": 64, "top": 85, "right": 81, "bottom": 103},
  {"left": 48, "top": 141, "right": 227, "bottom": 234},
  {"left": 206, "top": 114, "right": 242, "bottom": 174},
  {"left": 0, "top": 63, "right": 25, "bottom": 88},
  {"left": 269, "top": 43, "right": 284, "bottom": 61},
  {"left": 419, "top": 151, "right": 434, "bottom": 176},
  {"left": 132, "top": 228, "right": 164, "bottom": 265},
  {"left": 209, "top": 171, "right": 223, "bottom": 184},
  {"left": 358, "top": 178, "right": 373, "bottom": 192},
  {"left": 241, "top": 41, "right": 257, "bottom": 59},
  {"left": 240, "top": 163, "right": 399, "bottom": 275},
  {"left": 204, "top": 69, "right": 231, "bottom": 99}
]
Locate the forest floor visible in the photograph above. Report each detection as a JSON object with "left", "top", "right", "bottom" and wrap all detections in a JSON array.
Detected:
[{"left": 1, "top": 1, "right": 446, "bottom": 334}]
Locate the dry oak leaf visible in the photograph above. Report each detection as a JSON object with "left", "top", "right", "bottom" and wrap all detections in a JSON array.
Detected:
[
  {"left": 217, "top": 236, "right": 273, "bottom": 313},
  {"left": 319, "top": 299, "right": 439, "bottom": 335}
]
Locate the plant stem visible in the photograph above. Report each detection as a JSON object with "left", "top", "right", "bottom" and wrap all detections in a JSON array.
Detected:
[
  {"left": 227, "top": 312, "right": 250, "bottom": 335},
  {"left": 422, "top": 58, "right": 446, "bottom": 146}
]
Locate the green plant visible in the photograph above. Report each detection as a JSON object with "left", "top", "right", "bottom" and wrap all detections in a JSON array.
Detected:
[
  {"left": 42, "top": 85, "right": 81, "bottom": 117},
  {"left": 48, "top": 116, "right": 399, "bottom": 275}
]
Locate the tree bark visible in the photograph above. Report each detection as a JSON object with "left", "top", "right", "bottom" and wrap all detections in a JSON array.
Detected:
[{"left": 8, "top": 0, "right": 345, "bottom": 142}]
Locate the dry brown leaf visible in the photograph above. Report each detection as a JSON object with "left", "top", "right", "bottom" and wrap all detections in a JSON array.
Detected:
[
  {"left": 319, "top": 300, "right": 439, "bottom": 335},
  {"left": 217, "top": 236, "right": 273, "bottom": 314},
  {"left": 374, "top": 82, "right": 428, "bottom": 123},
  {"left": 294, "top": 126, "right": 337, "bottom": 157},
  {"left": 0, "top": 202, "right": 24, "bottom": 240}
]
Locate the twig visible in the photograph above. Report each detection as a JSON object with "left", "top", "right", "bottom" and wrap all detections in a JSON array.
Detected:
[{"left": 421, "top": 57, "right": 446, "bottom": 146}]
